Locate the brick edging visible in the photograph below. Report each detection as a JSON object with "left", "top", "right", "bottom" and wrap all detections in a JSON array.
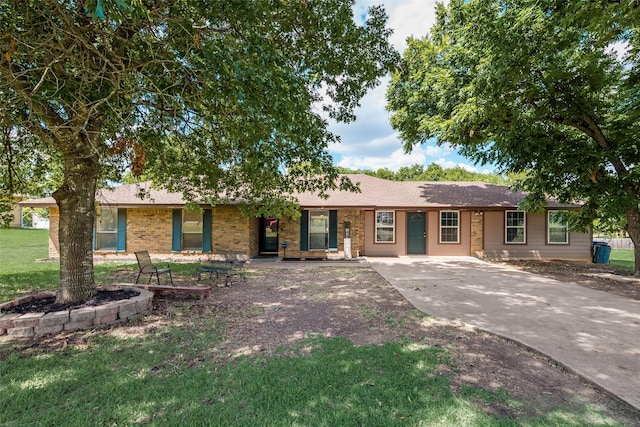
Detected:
[{"left": 0, "top": 287, "right": 153, "bottom": 338}]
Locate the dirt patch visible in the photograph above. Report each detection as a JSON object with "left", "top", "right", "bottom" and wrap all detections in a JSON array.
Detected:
[
  {"left": 495, "top": 259, "right": 640, "bottom": 301},
  {"left": 3, "top": 262, "right": 640, "bottom": 424}
]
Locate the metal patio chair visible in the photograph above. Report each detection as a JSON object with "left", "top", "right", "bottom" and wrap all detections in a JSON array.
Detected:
[{"left": 135, "top": 250, "right": 173, "bottom": 285}]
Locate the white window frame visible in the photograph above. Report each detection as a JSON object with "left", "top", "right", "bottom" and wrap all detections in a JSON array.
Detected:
[
  {"left": 505, "top": 210, "right": 527, "bottom": 244},
  {"left": 96, "top": 207, "right": 118, "bottom": 250},
  {"left": 439, "top": 210, "right": 460, "bottom": 243},
  {"left": 309, "top": 210, "right": 329, "bottom": 250},
  {"left": 548, "top": 210, "right": 569, "bottom": 244},
  {"left": 182, "top": 210, "right": 203, "bottom": 250},
  {"left": 375, "top": 210, "right": 395, "bottom": 243}
]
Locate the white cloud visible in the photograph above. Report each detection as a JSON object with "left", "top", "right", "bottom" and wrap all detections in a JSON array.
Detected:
[
  {"left": 356, "top": 0, "right": 443, "bottom": 51},
  {"left": 335, "top": 141, "right": 478, "bottom": 173},
  {"left": 387, "top": 0, "right": 442, "bottom": 51},
  {"left": 328, "top": 130, "right": 399, "bottom": 157},
  {"left": 425, "top": 142, "right": 454, "bottom": 157},
  {"left": 605, "top": 41, "right": 630, "bottom": 62},
  {"left": 337, "top": 145, "right": 425, "bottom": 171},
  {"left": 327, "top": 1, "right": 496, "bottom": 174}
]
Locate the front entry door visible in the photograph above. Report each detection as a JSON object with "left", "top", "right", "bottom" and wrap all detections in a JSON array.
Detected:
[
  {"left": 407, "top": 212, "right": 426, "bottom": 254},
  {"left": 259, "top": 217, "right": 279, "bottom": 254}
]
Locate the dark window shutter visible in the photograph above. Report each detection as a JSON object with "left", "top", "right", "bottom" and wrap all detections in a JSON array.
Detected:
[
  {"left": 202, "top": 209, "right": 212, "bottom": 252},
  {"left": 116, "top": 209, "right": 127, "bottom": 252},
  {"left": 329, "top": 210, "right": 338, "bottom": 250},
  {"left": 300, "top": 210, "right": 309, "bottom": 251},
  {"left": 172, "top": 209, "right": 182, "bottom": 252}
]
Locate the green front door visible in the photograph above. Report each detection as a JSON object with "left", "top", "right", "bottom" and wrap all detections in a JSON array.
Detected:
[
  {"left": 259, "top": 217, "right": 279, "bottom": 254},
  {"left": 407, "top": 212, "right": 426, "bottom": 254}
]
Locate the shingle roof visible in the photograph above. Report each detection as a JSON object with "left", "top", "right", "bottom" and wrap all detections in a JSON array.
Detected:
[
  {"left": 19, "top": 182, "right": 188, "bottom": 208},
  {"left": 297, "top": 174, "right": 568, "bottom": 209},
  {"left": 20, "top": 174, "right": 571, "bottom": 209}
]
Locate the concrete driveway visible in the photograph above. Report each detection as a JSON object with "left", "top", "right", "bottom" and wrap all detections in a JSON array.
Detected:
[{"left": 369, "top": 256, "right": 640, "bottom": 411}]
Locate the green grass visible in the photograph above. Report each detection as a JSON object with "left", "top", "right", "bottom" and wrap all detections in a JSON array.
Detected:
[
  {"left": 609, "top": 249, "right": 635, "bottom": 272},
  {"left": 0, "top": 228, "right": 59, "bottom": 301},
  {"left": 0, "top": 228, "right": 140, "bottom": 301},
  {"left": 2, "top": 333, "right": 620, "bottom": 427},
  {"left": 0, "top": 228, "right": 631, "bottom": 425},
  {"left": 0, "top": 228, "right": 204, "bottom": 302}
]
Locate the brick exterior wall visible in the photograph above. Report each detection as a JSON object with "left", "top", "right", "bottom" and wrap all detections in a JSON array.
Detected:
[
  {"left": 341, "top": 209, "right": 366, "bottom": 257},
  {"left": 46, "top": 205, "right": 369, "bottom": 260},
  {"left": 48, "top": 207, "right": 60, "bottom": 258},
  {"left": 127, "top": 208, "right": 173, "bottom": 254},
  {"left": 278, "top": 209, "right": 365, "bottom": 259},
  {"left": 470, "top": 211, "right": 485, "bottom": 257},
  {"left": 212, "top": 206, "right": 259, "bottom": 257},
  {"left": 46, "top": 205, "right": 260, "bottom": 259},
  {"left": 248, "top": 215, "right": 260, "bottom": 257},
  {"left": 277, "top": 215, "right": 299, "bottom": 258}
]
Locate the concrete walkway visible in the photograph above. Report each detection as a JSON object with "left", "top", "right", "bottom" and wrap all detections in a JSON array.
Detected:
[{"left": 369, "top": 256, "right": 640, "bottom": 411}]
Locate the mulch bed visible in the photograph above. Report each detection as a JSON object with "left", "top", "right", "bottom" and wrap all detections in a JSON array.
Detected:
[{"left": 1, "top": 289, "right": 140, "bottom": 315}]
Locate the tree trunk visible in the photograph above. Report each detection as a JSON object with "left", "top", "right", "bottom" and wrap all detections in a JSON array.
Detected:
[
  {"left": 624, "top": 207, "right": 640, "bottom": 276},
  {"left": 52, "top": 152, "right": 100, "bottom": 304}
]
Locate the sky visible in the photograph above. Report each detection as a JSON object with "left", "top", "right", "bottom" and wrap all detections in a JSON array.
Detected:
[{"left": 326, "top": 0, "right": 494, "bottom": 174}]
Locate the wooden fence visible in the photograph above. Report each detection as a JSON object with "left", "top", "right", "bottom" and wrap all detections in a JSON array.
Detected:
[{"left": 593, "top": 238, "right": 635, "bottom": 249}]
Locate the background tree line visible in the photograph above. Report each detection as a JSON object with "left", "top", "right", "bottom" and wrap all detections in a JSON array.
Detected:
[{"left": 338, "top": 162, "right": 515, "bottom": 183}]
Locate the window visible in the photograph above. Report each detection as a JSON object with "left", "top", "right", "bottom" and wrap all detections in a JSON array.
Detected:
[
  {"left": 96, "top": 207, "right": 117, "bottom": 250},
  {"left": 182, "top": 210, "right": 203, "bottom": 250},
  {"left": 440, "top": 210, "right": 459, "bottom": 243},
  {"left": 300, "top": 210, "right": 336, "bottom": 251},
  {"left": 505, "top": 211, "right": 526, "bottom": 244},
  {"left": 309, "top": 210, "right": 329, "bottom": 249},
  {"left": 548, "top": 210, "right": 569, "bottom": 244},
  {"left": 375, "top": 211, "right": 395, "bottom": 243}
]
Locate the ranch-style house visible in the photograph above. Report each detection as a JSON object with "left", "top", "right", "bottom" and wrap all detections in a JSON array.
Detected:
[{"left": 21, "top": 174, "right": 591, "bottom": 261}]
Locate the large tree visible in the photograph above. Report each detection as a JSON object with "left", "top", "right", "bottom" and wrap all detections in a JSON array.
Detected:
[
  {"left": 387, "top": 0, "right": 640, "bottom": 273},
  {"left": 0, "top": 0, "right": 397, "bottom": 303},
  {"left": 0, "top": 123, "right": 59, "bottom": 227},
  {"left": 0, "top": 108, "right": 61, "bottom": 226}
]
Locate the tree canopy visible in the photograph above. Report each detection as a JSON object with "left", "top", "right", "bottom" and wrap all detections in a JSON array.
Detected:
[
  {"left": 0, "top": 0, "right": 397, "bottom": 302},
  {"left": 0, "top": 121, "right": 61, "bottom": 227},
  {"left": 387, "top": 0, "right": 640, "bottom": 273},
  {"left": 339, "top": 162, "right": 508, "bottom": 183}
]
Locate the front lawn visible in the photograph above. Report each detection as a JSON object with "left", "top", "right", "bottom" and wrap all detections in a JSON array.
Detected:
[
  {"left": 0, "top": 228, "right": 58, "bottom": 301},
  {"left": 0, "top": 276, "right": 640, "bottom": 427},
  {"left": 609, "top": 248, "right": 635, "bottom": 272},
  {"left": 0, "top": 228, "right": 202, "bottom": 302},
  {"left": 1, "top": 228, "right": 637, "bottom": 425},
  {"left": 1, "top": 333, "right": 511, "bottom": 426}
]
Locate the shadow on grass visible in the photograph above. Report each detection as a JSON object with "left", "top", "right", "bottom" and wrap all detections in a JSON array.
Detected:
[
  {"left": 609, "top": 249, "right": 635, "bottom": 272},
  {"left": 0, "top": 332, "right": 620, "bottom": 426},
  {"left": 0, "top": 263, "right": 204, "bottom": 302},
  {"left": 0, "top": 270, "right": 59, "bottom": 301},
  {"left": 609, "top": 258, "right": 634, "bottom": 272}
]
